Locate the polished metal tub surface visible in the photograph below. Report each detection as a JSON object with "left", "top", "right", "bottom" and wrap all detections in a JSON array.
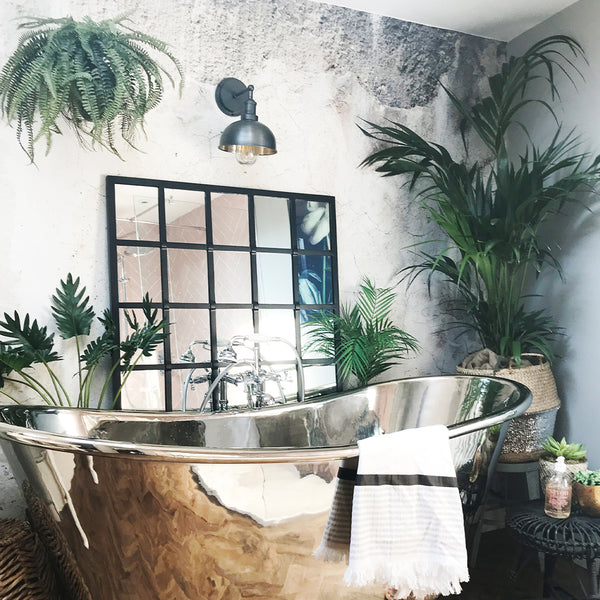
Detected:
[{"left": 0, "top": 375, "right": 530, "bottom": 600}]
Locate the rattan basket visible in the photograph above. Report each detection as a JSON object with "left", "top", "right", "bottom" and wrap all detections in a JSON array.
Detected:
[
  {"left": 457, "top": 353, "right": 560, "bottom": 462},
  {"left": 456, "top": 353, "right": 560, "bottom": 414},
  {"left": 23, "top": 483, "right": 92, "bottom": 600},
  {"left": 0, "top": 519, "right": 60, "bottom": 600}
]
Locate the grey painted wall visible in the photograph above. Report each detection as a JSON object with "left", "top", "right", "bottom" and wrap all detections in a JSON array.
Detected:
[
  {"left": 508, "top": 0, "right": 600, "bottom": 468},
  {"left": 0, "top": 0, "right": 502, "bottom": 516}
]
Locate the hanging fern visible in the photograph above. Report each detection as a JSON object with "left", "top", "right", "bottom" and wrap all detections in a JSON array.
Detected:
[{"left": 0, "top": 15, "right": 184, "bottom": 161}]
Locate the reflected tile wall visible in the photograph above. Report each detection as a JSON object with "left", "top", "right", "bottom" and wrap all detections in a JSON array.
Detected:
[
  {"left": 168, "top": 249, "right": 209, "bottom": 303},
  {"left": 215, "top": 309, "right": 254, "bottom": 342},
  {"left": 117, "top": 248, "right": 162, "bottom": 303},
  {"left": 166, "top": 191, "right": 207, "bottom": 244},
  {"left": 170, "top": 309, "right": 211, "bottom": 364},
  {"left": 214, "top": 251, "right": 252, "bottom": 303},
  {"left": 212, "top": 194, "right": 249, "bottom": 246},
  {"left": 121, "top": 370, "right": 165, "bottom": 410}
]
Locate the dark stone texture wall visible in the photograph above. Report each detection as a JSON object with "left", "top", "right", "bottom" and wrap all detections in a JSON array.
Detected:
[{"left": 163, "top": 0, "right": 504, "bottom": 109}]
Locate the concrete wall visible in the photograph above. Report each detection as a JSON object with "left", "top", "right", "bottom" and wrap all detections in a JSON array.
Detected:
[
  {"left": 508, "top": 0, "right": 600, "bottom": 467},
  {"left": 0, "top": 0, "right": 502, "bottom": 516}
]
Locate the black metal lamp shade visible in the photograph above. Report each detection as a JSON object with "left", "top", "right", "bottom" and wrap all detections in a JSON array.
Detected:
[
  {"left": 218, "top": 119, "right": 277, "bottom": 155},
  {"left": 215, "top": 78, "right": 277, "bottom": 163}
]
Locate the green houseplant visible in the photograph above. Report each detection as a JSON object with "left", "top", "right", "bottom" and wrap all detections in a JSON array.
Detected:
[
  {"left": 303, "top": 277, "right": 419, "bottom": 388},
  {"left": 574, "top": 469, "right": 600, "bottom": 516},
  {"left": 0, "top": 274, "right": 166, "bottom": 408},
  {"left": 539, "top": 436, "right": 588, "bottom": 490},
  {"left": 0, "top": 15, "right": 184, "bottom": 161},
  {"left": 359, "top": 35, "right": 600, "bottom": 461},
  {"left": 360, "top": 35, "right": 600, "bottom": 366}
]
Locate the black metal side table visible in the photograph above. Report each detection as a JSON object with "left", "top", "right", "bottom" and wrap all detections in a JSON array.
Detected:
[{"left": 507, "top": 502, "right": 600, "bottom": 599}]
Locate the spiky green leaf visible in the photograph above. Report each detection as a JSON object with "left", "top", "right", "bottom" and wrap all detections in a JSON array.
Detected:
[
  {"left": 0, "top": 311, "right": 60, "bottom": 363},
  {"left": 51, "top": 273, "right": 95, "bottom": 339}
]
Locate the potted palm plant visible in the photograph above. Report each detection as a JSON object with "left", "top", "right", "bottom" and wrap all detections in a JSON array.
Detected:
[
  {"left": 303, "top": 277, "right": 419, "bottom": 388},
  {"left": 0, "top": 274, "right": 166, "bottom": 408},
  {"left": 0, "top": 15, "right": 183, "bottom": 161},
  {"left": 359, "top": 35, "right": 600, "bottom": 460}
]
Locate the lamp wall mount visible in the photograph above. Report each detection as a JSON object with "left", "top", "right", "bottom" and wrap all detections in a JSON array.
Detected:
[
  {"left": 215, "top": 77, "right": 277, "bottom": 165},
  {"left": 215, "top": 77, "right": 254, "bottom": 117}
]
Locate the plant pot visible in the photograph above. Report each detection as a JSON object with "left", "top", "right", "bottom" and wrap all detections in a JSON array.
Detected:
[
  {"left": 457, "top": 353, "right": 561, "bottom": 463},
  {"left": 573, "top": 482, "right": 600, "bottom": 517},
  {"left": 539, "top": 456, "right": 588, "bottom": 493}
]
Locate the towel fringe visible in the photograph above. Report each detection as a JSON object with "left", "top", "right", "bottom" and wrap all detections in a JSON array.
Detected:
[
  {"left": 344, "top": 559, "right": 469, "bottom": 598},
  {"left": 313, "top": 543, "right": 349, "bottom": 562}
]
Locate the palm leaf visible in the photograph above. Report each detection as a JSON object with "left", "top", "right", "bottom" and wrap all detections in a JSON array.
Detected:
[
  {"left": 360, "top": 35, "right": 600, "bottom": 363},
  {"left": 303, "top": 277, "right": 418, "bottom": 387}
]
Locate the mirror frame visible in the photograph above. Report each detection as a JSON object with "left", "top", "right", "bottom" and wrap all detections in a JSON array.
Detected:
[{"left": 106, "top": 175, "right": 340, "bottom": 410}]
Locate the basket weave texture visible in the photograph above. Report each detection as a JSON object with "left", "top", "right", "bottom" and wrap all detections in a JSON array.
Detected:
[
  {"left": 24, "top": 483, "right": 92, "bottom": 600},
  {"left": 0, "top": 518, "right": 60, "bottom": 600},
  {"left": 456, "top": 353, "right": 560, "bottom": 414}
]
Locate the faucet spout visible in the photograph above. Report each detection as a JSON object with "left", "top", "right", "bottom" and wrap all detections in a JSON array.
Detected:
[
  {"left": 194, "top": 334, "right": 305, "bottom": 413},
  {"left": 199, "top": 360, "right": 255, "bottom": 412},
  {"left": 229, "top": 334, "right": 305, "bottom": 403}
]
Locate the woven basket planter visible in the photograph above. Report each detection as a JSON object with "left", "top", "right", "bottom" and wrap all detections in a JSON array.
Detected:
[
  {"left": 0, "top": 519, "right": 60, "bottom": 600},
  {"left": 23, "top": 483, "right": 93, "bottom": 600},
  {"left": 457, "top": 354, "right": 560, "bottom": 463}
]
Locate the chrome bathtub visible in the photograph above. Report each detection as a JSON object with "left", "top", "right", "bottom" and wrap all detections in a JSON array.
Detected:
[{"left": 0, "top": 375, "right": 530, "bottom": 600}]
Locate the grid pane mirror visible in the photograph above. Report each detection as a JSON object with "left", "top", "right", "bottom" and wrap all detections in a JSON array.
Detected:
[{"left": 107, "top": 176, "right": 339, "bottom": 411}]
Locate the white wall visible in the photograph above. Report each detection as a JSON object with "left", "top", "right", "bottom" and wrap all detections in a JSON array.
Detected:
[
  {"left": 508, "top": 0, "right": 600, "bottom": 466},
  {"left": 0, "top": 0, "right": 501, "bottom": 515}
]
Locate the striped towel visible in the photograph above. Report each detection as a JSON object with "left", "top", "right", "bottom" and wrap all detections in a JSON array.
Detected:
[
  {"left": 314, "top": 456, "right": 358, "bottom": 561},
  {"left": 343, "top": 425, "right": 469, "bottom": 600}
]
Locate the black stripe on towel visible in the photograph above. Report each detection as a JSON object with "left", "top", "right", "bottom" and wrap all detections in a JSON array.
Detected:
[
  {"left": 337, "top": 467, "right": 358, "bottom": 481},
  {"left": 355, "top": 474, "right": 458, "bottom": 487}
]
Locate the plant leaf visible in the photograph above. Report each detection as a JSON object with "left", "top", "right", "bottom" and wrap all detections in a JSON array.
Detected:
[
  {"left": 0, "top": 311, "right": 60, "bottom": 363},
  {"left": 51, "top": 273, "right": 95, "bottom": 339}
]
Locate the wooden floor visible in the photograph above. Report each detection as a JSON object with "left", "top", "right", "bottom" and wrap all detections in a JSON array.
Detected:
[{"left": 457, "top": 528, "right": 592, "bottom": 599}]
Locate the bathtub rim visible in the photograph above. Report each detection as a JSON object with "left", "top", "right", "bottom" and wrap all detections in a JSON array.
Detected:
[{"left": 0, "top": 375, "right": 531, "bottom": 464}]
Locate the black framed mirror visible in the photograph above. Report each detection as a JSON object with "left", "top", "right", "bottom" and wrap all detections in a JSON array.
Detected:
[{"left": 106, "top": 176, "right": 339, "bottom": 411}]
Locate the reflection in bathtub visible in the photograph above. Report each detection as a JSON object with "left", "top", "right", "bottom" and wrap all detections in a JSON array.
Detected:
[{"left": 191, "top": 463, "right": 336, "bottom": 526}]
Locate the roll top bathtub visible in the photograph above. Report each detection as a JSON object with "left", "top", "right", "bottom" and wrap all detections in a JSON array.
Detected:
[{"left": 0, "top": 375, "right": 530, "bottom": 600}]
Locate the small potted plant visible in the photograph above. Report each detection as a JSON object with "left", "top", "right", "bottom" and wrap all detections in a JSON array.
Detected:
[
  {"left": 302, "top": 277, "right": 419, "bottom": 389},
  {"left": 539, "top": 436, "right": 588, "bottom": 491},
  {"left": 574, "top": 470, "right": 600, "bottom": 517}
]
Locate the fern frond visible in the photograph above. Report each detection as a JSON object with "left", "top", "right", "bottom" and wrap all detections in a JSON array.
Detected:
[{"left": 0, "top": 15, "right": 184, "bottom": 161}]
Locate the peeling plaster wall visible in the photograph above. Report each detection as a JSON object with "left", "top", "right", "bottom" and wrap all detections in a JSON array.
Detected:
[{"left": 0, "top": 0, "right": 502, "bottom": 516}]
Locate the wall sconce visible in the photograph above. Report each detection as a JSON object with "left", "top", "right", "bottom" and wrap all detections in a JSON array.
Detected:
[{"left": 215, "top": 77, "right": 277, "bottom": 165}]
